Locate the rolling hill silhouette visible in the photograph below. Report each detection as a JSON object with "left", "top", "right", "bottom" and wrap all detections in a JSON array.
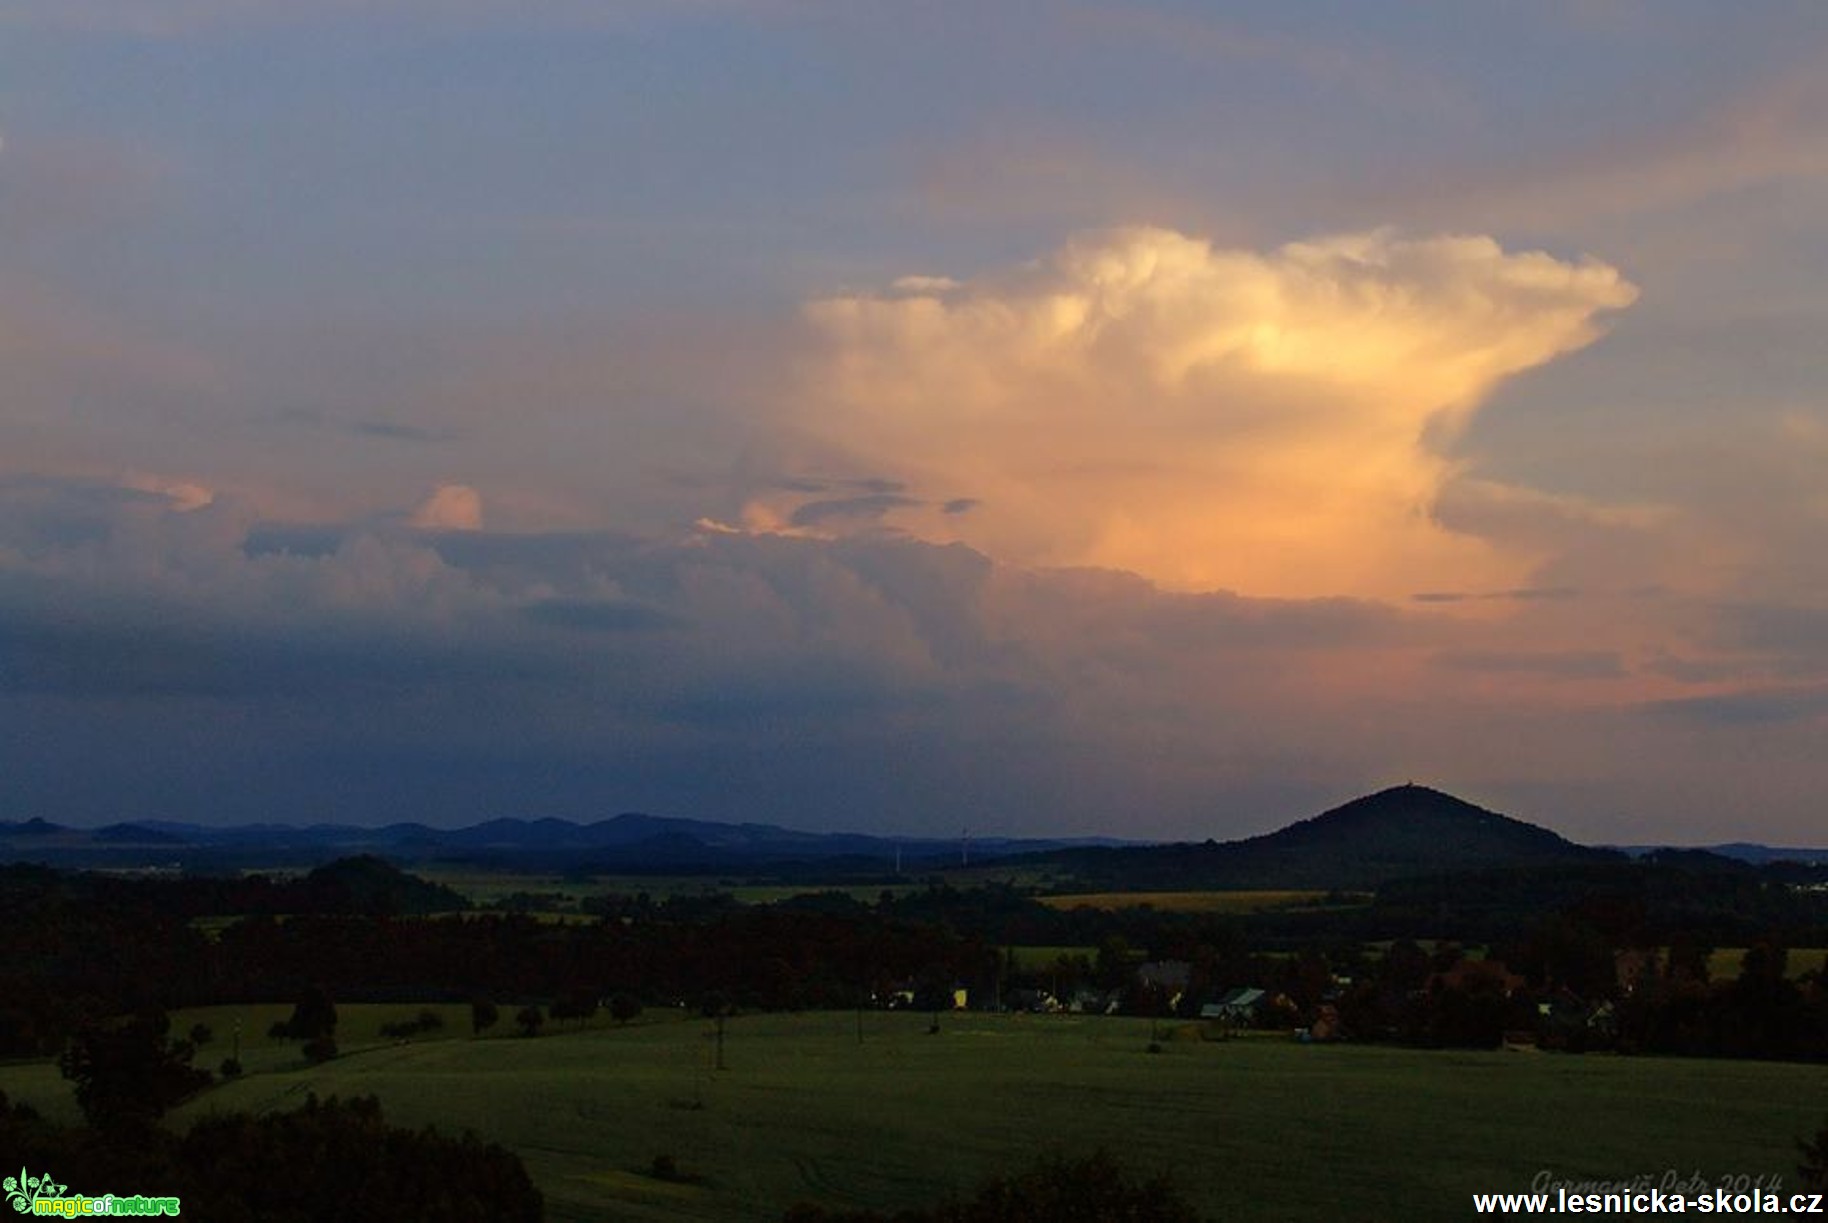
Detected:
[{"left": 1034, "top": 784, "right": 1624, "bottom": 890}]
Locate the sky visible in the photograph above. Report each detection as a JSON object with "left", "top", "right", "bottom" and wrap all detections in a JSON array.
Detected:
[{"left": 3, "top": 1, "right": 1827, "bottom": 843}]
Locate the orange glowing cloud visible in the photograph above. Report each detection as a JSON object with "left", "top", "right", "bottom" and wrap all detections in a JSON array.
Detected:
[
  {"left": 776, "top": 226, "right": 1636, "bottom": 600},
  {"left": 409, "top": 483, "right": 484, "bottom": 531},
  {"left": 122, "top": 472, "right": 216, "bottom": 512}
]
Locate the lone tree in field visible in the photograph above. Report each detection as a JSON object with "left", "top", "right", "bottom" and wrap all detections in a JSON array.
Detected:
[
  {"left": 610, "top": 992, "right": 642, "bottom": 1026},
  {"left": 471, "top": 997, "right": 499, "bottom": 1037},
  {"left": 515, "top": 1005, "right": 544, "bottom": 1038},
  {"left": 913, "top": 970, "right": 953, "bottom": 1035},
  {"left": 279, "top": 985, "right": 338, "bottom": 1042}
]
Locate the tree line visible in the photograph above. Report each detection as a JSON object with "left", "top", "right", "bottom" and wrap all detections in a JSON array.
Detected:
[{"left": 7, "top": 858, "right": 1827, "bottom": 1064}]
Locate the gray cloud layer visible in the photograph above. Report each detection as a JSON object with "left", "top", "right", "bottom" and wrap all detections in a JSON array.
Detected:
[{"left": 5, "top": 473, "right": 1825, "bottom": 841}]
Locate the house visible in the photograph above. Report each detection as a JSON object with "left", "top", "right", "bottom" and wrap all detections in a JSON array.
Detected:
[{"left": 1204, "top": 987, "right": 1267, "bottom": 1024}]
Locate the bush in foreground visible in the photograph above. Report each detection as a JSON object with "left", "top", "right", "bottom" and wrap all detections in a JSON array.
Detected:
[
  {"left": 0, "top": 1091, "right": 542, "bottom": 1223},
  {"left": 1802, "top": 1117, "right": 1828, "bottom": 1193},
  {"left": 782, "top": 1150, "right": 1199, "bottom": 1223},
  {"left": 183, "top": 1093, "right": 541, "bottom": 1223}
]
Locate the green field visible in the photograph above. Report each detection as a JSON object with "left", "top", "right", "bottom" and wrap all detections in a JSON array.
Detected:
[
  {"left": 1038, "top": 889, "right": 1342, "bottom": 913},
  {"left": 6, "top": 1009, "right": 1823, "bottom": 1223},
  {"left": 1002, "top": 945, "right": 1096, "bottom": 971},
  {"left": 414, "top": 870, "right": 927, "bottom": 911},
  {"left": 1708, "top": 947, "right": 1828, "bottom": 982}
]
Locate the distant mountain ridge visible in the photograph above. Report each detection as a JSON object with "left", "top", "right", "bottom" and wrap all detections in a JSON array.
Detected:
[
  {"left": 0, "top": 810, "right": 1130, "bottom": 872},
  {"left": 1615, "top": 841, "right": 1828, "bottom": 867},
  {"left": 3, "top": 784, "right": 1816, "bottom": 884}
]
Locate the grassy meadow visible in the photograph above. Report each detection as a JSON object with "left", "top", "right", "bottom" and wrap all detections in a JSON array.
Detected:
[
  {"left": 6, "top": 1008, "right": 1824, "bottom": 1223},
  {"left": 1708, "top": 947, "right": 1828, "bottom": 982},
  {"left": 1037, "top": 889, "right": 1344, "bottom": 914},
  {"left": 415, "top": 871, "right": 924, "bottom": 910},
  {"left": 1001, "top": 945, "right": 1096, "bottom": 972}
]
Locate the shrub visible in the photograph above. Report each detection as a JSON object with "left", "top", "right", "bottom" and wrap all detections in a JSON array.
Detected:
[
  {"left": 181, "top": 1094, "right": 543, "bottom": 1223},
  {"left": 783, "top": 1150, "right": 1198, "bottom": 1222},
  {"left": 1802, "top": 1117, "right": 1828, "bottom": 1193}
]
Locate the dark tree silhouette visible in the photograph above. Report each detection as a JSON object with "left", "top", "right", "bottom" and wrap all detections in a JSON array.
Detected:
[
  {"left": 58, "top": 1010, "right": 211, "bottom": 1133},
  {"left": 912, "top": 970, "right": 953, "bottom": 1034},
  {"left": 281, "top": 985, "right": 338, "bottom": 1041},
  {"left": 471, "top": 997, "right": 500, "bottom": 1036}
]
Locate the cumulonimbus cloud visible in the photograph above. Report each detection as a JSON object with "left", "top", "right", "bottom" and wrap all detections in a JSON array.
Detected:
[{"left": 773, "top": 226, "right": 1637, "bottom": 599}]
